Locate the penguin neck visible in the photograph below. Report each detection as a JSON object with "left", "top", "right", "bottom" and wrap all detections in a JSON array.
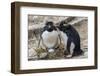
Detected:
[{"left": 47, "top": 29, "right": 53, "bottom": 32}]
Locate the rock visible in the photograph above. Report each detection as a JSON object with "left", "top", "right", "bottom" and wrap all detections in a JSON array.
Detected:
[
  {"left": 28, "top": 48, "right": 48, "bottom": 60},
  {"left": 28, "top": 48, "right": 38, "bottom": 60},
  {"left": 39, "top": 52, "right": 48, "bottom": 59}
]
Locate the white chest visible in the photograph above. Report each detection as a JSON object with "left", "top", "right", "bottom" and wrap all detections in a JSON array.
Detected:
[
  {"left": 60, "top": 31, "right": 68, "bottom": 49},
  {"left": 42, "top": 30, "right": 59, "bottom": 48}
]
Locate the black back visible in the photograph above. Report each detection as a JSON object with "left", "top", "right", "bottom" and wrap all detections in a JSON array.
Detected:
[{"left": 58, "top": 21, "right": 83, "bottom": 56}]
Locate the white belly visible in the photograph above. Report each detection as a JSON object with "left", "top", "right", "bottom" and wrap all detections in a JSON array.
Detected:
[
  {"left": 42, "top": 30, "right": 58, "bottom": 48},
  {"left": 60, "top": 31, "right": 68, "bottom": 50}
]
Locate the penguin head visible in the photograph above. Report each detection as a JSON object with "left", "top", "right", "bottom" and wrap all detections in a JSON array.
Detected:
[
  {"left": 57, "top": 21, "right": 71, "bottom": 32},
  {"left": 57, "top": 21, "right": 67, "bottom": 31},
  {"left": 44, "top": 21, "right": 57, "bottom": 32}
]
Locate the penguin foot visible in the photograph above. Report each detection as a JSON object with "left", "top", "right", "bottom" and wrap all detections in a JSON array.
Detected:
[
  {"left": 65, "top": 54, "right": 72, "bottom": 58},
  {"left": 64, "top": 54, "right": 72, "bottom": 59}
]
